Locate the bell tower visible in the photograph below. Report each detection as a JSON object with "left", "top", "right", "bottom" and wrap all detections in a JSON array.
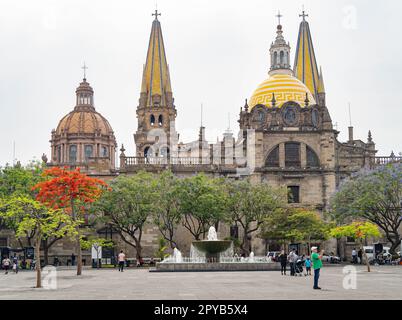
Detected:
[{"left": 134, "top": 10, "right": 178, "bottom": 158}]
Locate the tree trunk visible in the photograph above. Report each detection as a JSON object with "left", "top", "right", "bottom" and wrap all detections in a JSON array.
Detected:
[
  {"left": 135, "top": 240, "right": 142, "bottom": 262},
  {"left": 71, "top": 199, "right": 82, "bottom": 276},
  {"left": 35, "top": 237, "right": 42, "bottom": 288},
  {"left": 360, "top": 240, "right": 370, "bottom": 272},
  {"left": 389, "top": 237, "right": 401, "bottom": 255},
  {"left": 76, "top": 231, "right": 82, "bottom": 275}
]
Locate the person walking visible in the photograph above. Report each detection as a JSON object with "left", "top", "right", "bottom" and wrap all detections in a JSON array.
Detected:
[
  {"left": 118, "top": 250, "right": 126, "bottom": 272},
  {"left": 12, "top": 255, "right": 19, "bottom": 274},
  {"left": 358, "top": 249, "right": 363, "bottom": 264},
  {"left": 278, "top": 250, "right": 287, "bottom": 275},
  {"left": 2, "top": 257, "right": 11, "bottom": 275},
  {"left": 71, "top": 253, "right": 76, "bottom": 266},
  {"left": 288, "top": 249, "right": 298, "bottom": 276},
  {"left": 351, "top": 248, "right": 357, "bottom": 264},
  {"left": 305, "top": 256, "right": 312, "bottom": 276},
  {"left": 311, "top": 247, "right": 324, "bottom": 290}
]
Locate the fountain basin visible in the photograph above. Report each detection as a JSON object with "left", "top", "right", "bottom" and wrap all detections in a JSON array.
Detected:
[
  {"left": 192, "top": 240, "right": 232, "bottom": 255},
  {"left": 152, "top": 262, "right": 280, "bottom": 272}
]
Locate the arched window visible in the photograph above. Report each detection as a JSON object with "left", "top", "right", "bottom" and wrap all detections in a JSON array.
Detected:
[
  {"left": 158, "top": 115, "right": 163, "bottom": 126},
  {"left": 101, "top": 146, "right": 108, "bottom": 157},
  {"left": 57, "top": 146, "right": 61, "bottom": 163},
  {"left": 266, "top": 146, "right": 279, "bottom": 167},
  {"left": 306, "top": 146, "right": 320, "bottom": 168},
  {"left": 150, "top": 115, "right": 155, "bottom": 126},
  {"left": 144, "top": 146, "right": 153, "bottom": 158},
  {"left": 280, "top": 51, "right": 284, "bottom": 65},
  {"left": 84, "top": 145, "right": 93, "bottom": 161},
  {"left": 69, "top": 145, "right": 77, "bottom": 163},
  {"left": 285, "top": 142, "right": 300, "bottom": 168},
  {"left": 160, "top": 147, "right": 170, "bottom": 157},
  {"left": 274, "top": 52, "right": 278, "bottom": 66}
]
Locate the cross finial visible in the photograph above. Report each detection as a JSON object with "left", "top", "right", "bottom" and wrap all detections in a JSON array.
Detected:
[
  {"left": 299, "top": 7, "right": 308, "bottom": 21},
  {"left": 152, "top": 9, "right": 161, "bottom": 20},
  {"left": 81, "top": 62, "right": 88, "bottom": 80},
  {"left": 276, "top": 11, "right": 283, "bottom": 25}
]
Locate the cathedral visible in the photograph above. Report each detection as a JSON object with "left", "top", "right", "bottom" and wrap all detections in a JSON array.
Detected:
[{"left": 21, "top": 10, "right": 397, "bottom": 261}]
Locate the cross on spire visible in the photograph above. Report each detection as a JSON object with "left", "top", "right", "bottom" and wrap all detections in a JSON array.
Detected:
[
  {"left": 152, "top": 9, "right": 161, "bottom": 20},
  {"left": 299, "top": 8, "right": 308, "bottom": 21},
  {"left": 81, "top": 62, "right": 88, "bottom": 80},
  {"left": 276, "top": 11, "right": 283, "bottom": 25}
]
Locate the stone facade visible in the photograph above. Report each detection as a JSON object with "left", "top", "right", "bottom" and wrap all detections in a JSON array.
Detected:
[{"left": 1, "top": 12, "right": 400, "bottom": 264}]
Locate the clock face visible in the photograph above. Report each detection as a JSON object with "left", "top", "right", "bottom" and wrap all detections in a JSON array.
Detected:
[
  {"left": 312, "top": 109, "right": 319, "bottom": 127},
  {"left": 283, "top": 106, "right": 297, "bottom": 126}
]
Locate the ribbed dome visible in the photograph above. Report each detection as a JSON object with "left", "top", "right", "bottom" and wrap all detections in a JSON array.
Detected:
[
  {"left": 56, "top": 110, "right": 114, "bottom": 135},
  {"left": 249, "top": 73, "right": 316, "bottom": 109}
]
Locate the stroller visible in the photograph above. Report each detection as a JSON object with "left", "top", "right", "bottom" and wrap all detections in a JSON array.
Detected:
[{"left": 294, "top": 258, "right": 304, "bottom": 276}]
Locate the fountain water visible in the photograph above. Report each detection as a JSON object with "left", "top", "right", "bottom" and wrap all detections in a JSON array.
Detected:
[
  {"left": 173, "top": 248, "right": 182, "bottom": 263},
  {"left": 156, "top": 226, "right": 278, "bottom": 271}
]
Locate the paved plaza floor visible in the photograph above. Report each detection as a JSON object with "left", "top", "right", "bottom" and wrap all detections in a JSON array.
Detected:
[{"left": 0, "top": 265, "right": 401, "bottom": 300}]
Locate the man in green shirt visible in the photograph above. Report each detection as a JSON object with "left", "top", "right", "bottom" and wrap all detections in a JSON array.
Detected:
[{"left": 311, "top": 247, "right": 324, "bottom": 290}]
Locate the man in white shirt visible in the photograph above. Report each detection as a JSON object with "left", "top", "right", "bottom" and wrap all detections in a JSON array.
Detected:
[
  {"left": 118, "top": 250, "right": 126, "bottom": 272},
  {"left": 352, "top": 248, "right": 357, "bottom": 264}
]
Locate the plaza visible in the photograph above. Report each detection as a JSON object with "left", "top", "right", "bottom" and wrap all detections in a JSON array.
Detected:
[{"left": 1, "top": 265, "right": 401, "bottom": 300}]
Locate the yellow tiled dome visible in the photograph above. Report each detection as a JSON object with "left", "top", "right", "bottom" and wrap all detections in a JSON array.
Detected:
[
  {"left": 56, "top": 110, "right": 113, "bottom": 135},
  {"left": 249, "top": 73, "right": 316, "bottom": 109}
]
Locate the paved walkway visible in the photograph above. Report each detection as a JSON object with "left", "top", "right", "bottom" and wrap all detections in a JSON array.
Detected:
[{"left": 0, "top": 265, "right": 401, "bottom": 300}]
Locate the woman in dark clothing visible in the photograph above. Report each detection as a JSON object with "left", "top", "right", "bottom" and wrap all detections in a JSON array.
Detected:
[{"left": 279, "top": 250, "right": 287, "bottom": 275}]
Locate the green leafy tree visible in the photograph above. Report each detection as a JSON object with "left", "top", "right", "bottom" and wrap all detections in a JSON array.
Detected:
[
  {"left": 176, "top": 174, "right": 227, "bottom": 240},
  {"left": 330, "top": 221, "right": 381, "bottom": 272},
  {"left": 80, "top": 236, "right": 114, "bottom": 268},
  {"left": 94, "top": 172, "right": 157, "bottom": 261},
  {"left": 226, "top": 180, "right": 287, "bottom": 255},
  {"left": 260, "top": 208, "right": 330, "bottom": 253},
  {"left": 285, "top": 209, "right": 331, "bottom": 254},
  {"left": 0, "top": 162, "right": 69, "bottom": 263},
  {"left": 330, "top": 163, "right": 402, "bottom": 254},
  {"left": 153, "top": 171, "right": 181, "bottom": 249},
  {"left": 0, "top": 195, "right": 78, "bottom": 287}
]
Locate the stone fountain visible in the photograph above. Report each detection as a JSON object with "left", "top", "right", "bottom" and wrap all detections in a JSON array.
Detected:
[
  {"left": 190, "top": 226, "right": 233, "bottom": 263},
  {"left": 153, "top": 226, "right": 280, "bottom": 272}
]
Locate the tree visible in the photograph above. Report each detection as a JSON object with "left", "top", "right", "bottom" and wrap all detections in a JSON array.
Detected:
[
  {"left": 176, "top": 174, "right": 227, "bottom": 240},
  {"left": 285, "top": 209, "right": 331, "bottom": 254},
  {"left": 330, "top": 221, "right": 381, "bottom": 272},
  {"left": 330, "top": 163, "right": 402, "bottom": 254},
  {"left": 94, "top": 172, "right": 157, "bottom": 261},
  {"left": 0, "top": 162, "right": 43, "bottom": 249},
  {"left": 33, "top": 167, "right": 108, "bottom": 275},
  {"left": 80, "top": 236, "right": 114, "bottom": 268},
  {"left": 226, "top": 180, "right": 287, "bottom": 255},
  {"left": 153, "top": 171, "right": 181, "bottom": 249},
  {"left": 0, "top": 195, "right": 78, "bottom": 287}
]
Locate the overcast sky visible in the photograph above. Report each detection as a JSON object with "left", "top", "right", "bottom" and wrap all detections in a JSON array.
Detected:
[{"left": 0, "top": 0, "right": 401, "bottom": 166}]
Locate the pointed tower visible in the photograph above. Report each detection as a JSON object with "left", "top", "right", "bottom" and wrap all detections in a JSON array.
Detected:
[
  {"left": 317, "top": 66, "right": 326, "bottom": 106},
  {"left": 293, "top": 11, "right": 321, "bottom": 101},
  {"left": 134, "top": 10, "right": 178, "bottom": 158}
]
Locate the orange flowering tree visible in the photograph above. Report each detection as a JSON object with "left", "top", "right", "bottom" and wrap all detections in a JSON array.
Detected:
[
  {"left": 33, "top": 167, "right": 109, "bottom": 275},
  {"left": 330, "top": 221, "right": 380, "bottom": 272}
]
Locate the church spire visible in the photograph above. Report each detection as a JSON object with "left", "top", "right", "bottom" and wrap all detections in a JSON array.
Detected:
[
  {"left": 293, "top": 10, "right": 320, "bottom": 100},
  {"left": 269, "top": 13, "right": 292, "bottom": 76},
  {"left": 140, "top": 10, "right": 173, "bottom": 107}
]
